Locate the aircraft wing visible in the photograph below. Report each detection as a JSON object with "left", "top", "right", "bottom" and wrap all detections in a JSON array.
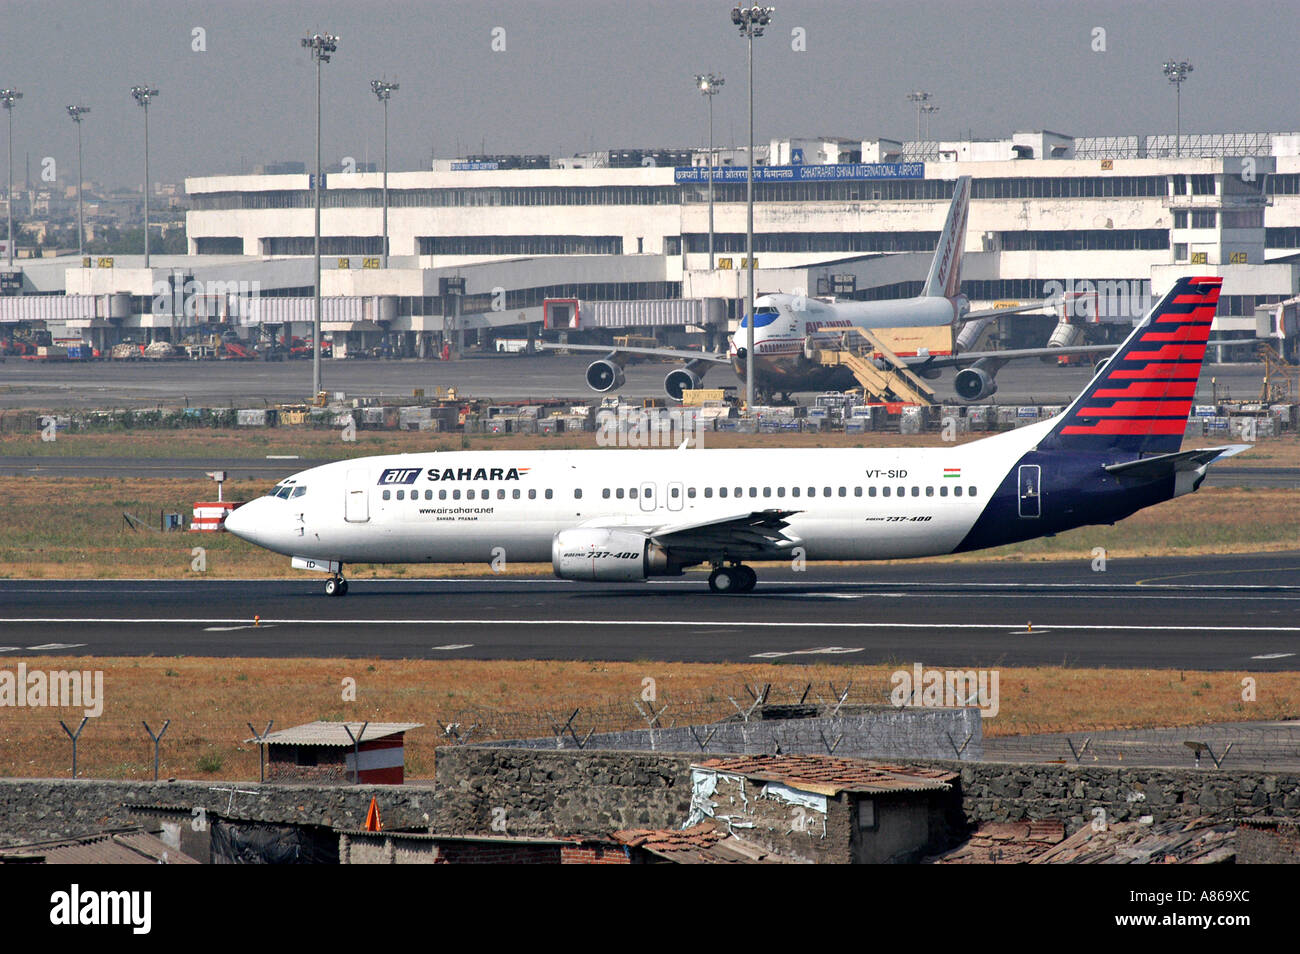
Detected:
[
  {"left": 961, "top": 300, "right": 1060, "bottom": 322},
  {"left": 649, "top": 509, "right": 803, "bottom": 558},
  {"left": 908, "top": 343, "right": 1117, "bottom": 374},
  {"left": 538, "top": 342, "right": 732, "bottom": 365}
]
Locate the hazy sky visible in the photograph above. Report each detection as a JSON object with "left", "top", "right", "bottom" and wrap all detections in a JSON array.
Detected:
[{"left": 3, "top": 0, "right": 1297, "bottom": 190}]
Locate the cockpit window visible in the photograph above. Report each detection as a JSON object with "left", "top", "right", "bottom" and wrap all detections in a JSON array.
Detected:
[
  {"left": 291, "top": 486, "right": 306, "bottom": 498},
  {"left": 739, "top": 306, "right": 781, "bottom": 329},
  {"left": 270, "top": 483, "right": 305, "bottom": 500}
]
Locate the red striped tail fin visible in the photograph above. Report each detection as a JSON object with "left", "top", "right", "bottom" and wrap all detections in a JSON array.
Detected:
[{"left": 1039, "top": 276, "right": 1221, "bottom": 455}]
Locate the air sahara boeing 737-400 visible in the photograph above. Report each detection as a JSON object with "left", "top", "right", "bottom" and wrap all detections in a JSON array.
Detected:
[
  {"left": 555, "top": 175, "right": 1114, "bottom": 402},
  {"left": 226, "top": 276, "right": 1243, "bottom": 595}
]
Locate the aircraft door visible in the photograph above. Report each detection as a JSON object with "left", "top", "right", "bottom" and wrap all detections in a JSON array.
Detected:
[
  {"left": 639, "top": 481, "right": 656, "bottom": 512},
  {"left": 345, "top": 468, "right": 371, "bottom": 523},
  {"left": 1017, "top": 464, "right": 1041, "bottom": 519},
  {"left": 667, "top": 482, "right": 684, "bottom": 512}
]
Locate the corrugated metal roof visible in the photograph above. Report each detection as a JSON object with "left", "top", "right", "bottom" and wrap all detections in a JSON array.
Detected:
[
  {"left": 247, "top": 721, "right": 423, "bottom": 747},
  {"left": 0, "top": 829, "right": 198, "bottom": 865},
  {"left": 693, "top": 755, "right": 957, "bottom": 796}
]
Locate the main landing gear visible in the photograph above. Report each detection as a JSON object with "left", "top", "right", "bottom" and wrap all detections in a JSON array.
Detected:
[
  {"left": 324, "top": 571, "right": 349, "bottom": 597},
  {"left": 708, "top": 563, "right": 757, "bottom": 594}
]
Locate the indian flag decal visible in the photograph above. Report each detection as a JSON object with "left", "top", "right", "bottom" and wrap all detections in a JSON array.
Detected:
[{"left": 943, "top": 468, "right": 961, "bottom": 478}]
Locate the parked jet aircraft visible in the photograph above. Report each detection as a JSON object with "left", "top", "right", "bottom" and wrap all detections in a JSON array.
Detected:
[
  {"left": 557, "top": 175, "right": 1112, "bottom": 401},
  {"left": 226, "top": 276, "right": 1241, "bottom": 596}
]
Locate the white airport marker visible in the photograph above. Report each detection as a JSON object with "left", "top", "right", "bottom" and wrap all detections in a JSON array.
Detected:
[
  {"left": 431, "top": 643, "right": 474, "bottom": 651},
  {"left": 203, "top": 625, "right": 275, "bottom": 632},
  {"left": 24, "top": 643, "right": 87, "bottom": 651},
  {"left": 1250, "top": 652, "right": 1296, "bottom": 660},
  {"left": 0, "top": 647, "right": 20, "bottom": 653},
  {"left": 751, "top": 646, "right": 863, "bottom": 658}
]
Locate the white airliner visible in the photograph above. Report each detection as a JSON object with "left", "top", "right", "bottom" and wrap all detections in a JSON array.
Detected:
[
  {"left": 226, "top": 276, "right": 1242, "bottom": 595},
  {"left": 560, "top": 175, "right": 1112, "bottom": 402}
]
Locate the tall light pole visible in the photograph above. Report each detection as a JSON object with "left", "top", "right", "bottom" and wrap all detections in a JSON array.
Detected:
[
  {"left": 906, "top": 91, "right": 931, "bottom": 143},
  {"left": 1, "top": 88, "right": 21, "bottom": 268},
  {"left": 1162, "top": 60, "right": 1193, "bottom": 158},
  {"left": 130, "top": 86, "right": 158, "bottom": 268},
  {"left": 303, "top": 32, "right": 339, "bottom": 400},
  {"left": 732, "top": 4, "right": 773, "bottom": 411},
  {"left": 694, "top": 73, "right": 724, "bottom": 272},
  {"left": 920, "top": 103, "right": 939, "bottom": 141},
  {"left": 66, "top": 105, "right": 90, "bottom": 259},
  {"left": 371, "top": 80, "right": 398, "bottom": 269}
]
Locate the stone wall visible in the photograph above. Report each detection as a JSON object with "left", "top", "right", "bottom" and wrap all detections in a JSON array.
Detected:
[{"left": 0, "top": 778, "right": 435, "bottom": 847}]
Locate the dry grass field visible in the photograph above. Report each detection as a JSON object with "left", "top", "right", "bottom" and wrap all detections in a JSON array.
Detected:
[{"left": 0, "top": 657, "right": 1293, "bottom": 781}]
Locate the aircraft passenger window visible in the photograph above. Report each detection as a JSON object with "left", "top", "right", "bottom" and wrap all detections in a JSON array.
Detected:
[
  {"left": 466, "top": 490, "right": 474, "bottom": 500},
  {"left": 382, "top": 490, "right": 391, "bottom": 501},
  {"left": 528, "top": 489, "right": 536, "bottom": 499},
  {"left": 762, "top": 488, "right": 771, "bottom": 498},
  {"left": 545, "top": 489, "right": 553, "bottom": 499},
  {"left": 838, "top": 487, "right": 846, "bottom": 497},
  {"left": 854, "top": 487, "right": 862, "bottom": 497},
  {"left": 807, "top": 486, "right": 815, "bottom": 497},
  {"left": 575, "top": 489, "right": 583, "bottom": 499},
  {"left": 513, "top": 489, "right": 520, "bottom": 499},
  {"left": 749, "top": 487, "right": 758, "bottom": 498},
  {"left": 969, "top": 487, "right": 978, "bottom": 497},
  {"left": 645, "top": 488, "right": 652, "bottom": 498},
  {"left": 823, "top": 487, "right": 831, "bottom": 497},
  {"left": 631, "top": 488, "right": 639, "bottom": 499},
  {"left": 882, "top": 487, "right": 890, "bottom": 497},
  {"left": 454, "top": 490, "right": 462, "bottom": 500},
  {"left": 397, "top": 490, "right": 405, "bottom": 500},
  {"left": 616, "top": 488, "right": 625, "bottom": 499},
  {"left": 897, "top": 486, "right": 905, "bottom": 497},
  {"left": 603, "top": 488, "right": 611, "bottom": 499},
  {"left": 953, "top": 487, "right": 962, "bottom": 497},
  {"left": 735, "top": 487, "right": 742, "bottom": 497},
  {"left": 440, "top": 490, "right": 447, "bottom": 500},
  {"left": 704, "top": 488, "right": 713, "bottom": 498},
  {"left": 911, "top": 487, "right": 920, "bottom": 497},
  {"left": 671, "top": 487, "right": 679, "bottom": 498},
  {"left": 776, "top": 487, "right": 785, "bottom": 498},
  {"left": 792, "top": 487, "right": 800, "bottom": 497},
  {"left": 498, "top": 489, "right": 506, "bottom": 499},
  {"left": 869, "top": 487, "right": 877, "bottom": 497},
  {"left": 926, "top": 486, "right": 934, "bottom": 497},
  {"left": 687, "top": 488, "right": 696, "bottom": 498},
  {"left": 425, "top": 490, "right": 433, "bottom": 500},
  {"left": 939, "top": 486, "right": 948, "bottom": 497}
]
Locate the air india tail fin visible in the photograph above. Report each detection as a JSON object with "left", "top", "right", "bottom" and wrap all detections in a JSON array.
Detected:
[
  {"left": 921, "top": 175, "right": 971, "bottom": 299},
  {"left": 1038, "top": 276, "right": 1221, "bottom": 456}
]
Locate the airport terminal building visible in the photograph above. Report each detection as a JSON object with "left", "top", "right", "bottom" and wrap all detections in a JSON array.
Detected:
[{"left": 3, "top": 128, "right": 1299, "bottom": 363}]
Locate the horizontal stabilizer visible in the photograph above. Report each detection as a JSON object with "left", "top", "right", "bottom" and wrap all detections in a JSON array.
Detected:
[{"left": 1104, "top": 444, "right": 1251, "bottom": 480}]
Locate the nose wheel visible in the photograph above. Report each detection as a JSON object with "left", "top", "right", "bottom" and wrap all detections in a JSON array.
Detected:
[
  {"left": 708, "top": 564, "right": 757, "bottom": 593},
  {"left": 324, "top": 575, "right": 349, "bottom": 597}
]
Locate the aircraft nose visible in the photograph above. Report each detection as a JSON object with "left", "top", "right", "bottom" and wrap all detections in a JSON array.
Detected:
[{"left": 223, "top": 499, "right": 261, "bottom": 542}]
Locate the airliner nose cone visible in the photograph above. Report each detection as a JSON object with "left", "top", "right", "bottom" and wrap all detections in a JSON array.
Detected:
[{"left": 223, "top": 501, "right": 256, "bottom": 541}]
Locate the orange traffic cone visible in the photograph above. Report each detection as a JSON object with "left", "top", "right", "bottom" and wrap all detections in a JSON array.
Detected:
[{"left": 365, "top": 796, "right": 382, "bottom": 832}]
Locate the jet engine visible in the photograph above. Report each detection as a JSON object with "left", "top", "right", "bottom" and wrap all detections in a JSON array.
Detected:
[
  {"left": 551, "top": 528, "right": 677, "bottom": 582},
  {"left": 954, "top": 366, "right": 998, "bottom": 401},
  {"left": 664, "top": 367, "right": 703, "bottom": 401},
  {"left": 585, "top": 359, "right": 625, "bottom": 393}
]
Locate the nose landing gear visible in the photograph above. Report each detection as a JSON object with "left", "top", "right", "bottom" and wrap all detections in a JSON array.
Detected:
[{"left": 708, "top": 563, "right": 757, "bottom": 593}]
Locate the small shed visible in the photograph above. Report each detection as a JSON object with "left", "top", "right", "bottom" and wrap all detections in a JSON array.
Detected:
[{"left": 249, "top": 721, "right": 423, "bottom": 784}]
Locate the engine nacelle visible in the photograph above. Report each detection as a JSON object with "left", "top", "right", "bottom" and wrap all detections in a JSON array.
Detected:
[
  {"left": 551, "top": 528, "right": 674, "bottom": 582},
  {"left": 585, "top": 359, "right": 625, "bottom": 393},
  {"left": 1046, "top": 319, "right": 1084, "bottom": 349},
  {"left": 664, "top": 367, "right": 703, "bottom": 401},
  {"left": 954, "top": 366, "right": 998, "bottom": 401}
]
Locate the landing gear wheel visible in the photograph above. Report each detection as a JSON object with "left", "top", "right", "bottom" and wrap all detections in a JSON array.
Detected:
[
  {"left": 325, "top": 576, "right": 348, "bottom": 597},
  {"left": 708, "top": 567, "right": 738, "bottom": 593},
  {"left": 734, "top": 565, "right": 757, "bottom": 592}
]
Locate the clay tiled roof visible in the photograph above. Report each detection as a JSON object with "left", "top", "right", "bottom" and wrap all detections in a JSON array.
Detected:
[
  {"left": 928, "top": 820, "right": 1066, "bottom": 864},
  {"left": 611, "top": 822, "right": 788, "bottom": 864},
  {"left": 693, "top": 755, "right": 957, "bottom": 796}
]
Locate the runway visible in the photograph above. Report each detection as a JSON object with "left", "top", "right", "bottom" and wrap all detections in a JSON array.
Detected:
[{"left": 2, "top": 552, "right": 1298, "bottom": 670}]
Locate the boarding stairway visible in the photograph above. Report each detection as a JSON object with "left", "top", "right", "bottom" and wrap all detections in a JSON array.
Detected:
[{"left": 809, "top": 325, "right": 938, "bottom": 405}]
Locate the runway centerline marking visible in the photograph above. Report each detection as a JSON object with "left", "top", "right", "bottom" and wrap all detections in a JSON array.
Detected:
[{"left": 3, "top": 617, "right": 1300, "bottom": 634}]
